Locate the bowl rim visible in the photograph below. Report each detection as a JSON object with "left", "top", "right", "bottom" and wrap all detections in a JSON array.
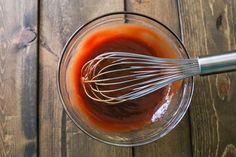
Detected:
[{"left": 57, "top": 11, "right": 194, "bottom": 147}]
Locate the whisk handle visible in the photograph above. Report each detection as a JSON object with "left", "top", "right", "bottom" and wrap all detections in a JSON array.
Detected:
[{"left": 198, "top": 51, "right": 236, "bottom": 75}]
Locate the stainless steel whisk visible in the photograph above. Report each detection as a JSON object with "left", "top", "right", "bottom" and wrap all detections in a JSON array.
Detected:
[{"left": 81, "top": 51, "right": 236, "bottom": 104}]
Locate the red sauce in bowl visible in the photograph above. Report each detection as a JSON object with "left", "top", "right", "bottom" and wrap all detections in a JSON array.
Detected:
[{"left": 69, "top": 24, "right": 181, "bottom": 132}]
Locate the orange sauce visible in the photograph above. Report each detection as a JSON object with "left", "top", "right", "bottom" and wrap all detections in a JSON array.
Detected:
[{"left": 69, "top": 24, "right": 181, "bottom": 132}]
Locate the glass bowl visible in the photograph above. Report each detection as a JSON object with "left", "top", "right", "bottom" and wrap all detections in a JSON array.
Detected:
[{"left": 57, "top": 12, "right": 194, "bottom": 146}]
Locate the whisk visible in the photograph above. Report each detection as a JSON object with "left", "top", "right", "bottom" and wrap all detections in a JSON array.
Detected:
[{"left": 81, "top": 51, "right": 236, "bottom": 104}]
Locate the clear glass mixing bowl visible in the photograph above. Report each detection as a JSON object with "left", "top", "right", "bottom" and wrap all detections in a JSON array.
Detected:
[{"left": 57, "top": 12, "right": 194, "bottom": 146}]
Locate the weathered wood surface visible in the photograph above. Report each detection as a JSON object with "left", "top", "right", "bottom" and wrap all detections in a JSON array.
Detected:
[
  {"left": 126, "top": 0, "right": 192, "bottom": 156},
  {"left": 0, "top": 0, "right": 38, "bottom": 157},
  {"left": 1, "top": 0, "right": 236, "bottom": 157},
  {"left": 39, "top": 0, "right": 132, "bottom": 157},
  {"left": 179, "top": 0, "right": 236, "bottom": 156}
]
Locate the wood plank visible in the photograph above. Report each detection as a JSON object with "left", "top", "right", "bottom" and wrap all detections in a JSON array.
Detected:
[
  {"left": 179, "top": 0, "right": 236, "bottom": 156},
  {"left": 39, "top": 0, "right": 132, "bottom": 157},
  {"left": 125, "top": 0, "right": 192, "bottom": 157},
  {"left": 0, "top": 0, "right": 38, "bottom": 157}
]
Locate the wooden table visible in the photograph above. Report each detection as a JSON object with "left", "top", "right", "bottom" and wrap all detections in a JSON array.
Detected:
[{"left": 1, "top": 0, "right": 236, "bottom": 156}]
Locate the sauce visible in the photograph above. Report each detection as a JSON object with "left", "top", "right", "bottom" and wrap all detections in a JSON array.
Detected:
[{"left": 69, "top": 24, "right": 181, "bottom": 132}]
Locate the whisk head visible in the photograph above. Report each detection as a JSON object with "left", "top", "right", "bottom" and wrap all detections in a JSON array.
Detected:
[{"left": 81, "top": 52, "right": 200, "bottom": 104}]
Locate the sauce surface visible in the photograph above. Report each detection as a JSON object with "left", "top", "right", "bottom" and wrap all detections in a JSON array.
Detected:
[{"left": 69, "top": 24, "right": 181, "bottom": 132}]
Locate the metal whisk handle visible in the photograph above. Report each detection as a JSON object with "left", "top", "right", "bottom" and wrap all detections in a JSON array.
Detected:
[{"left": 198, "top": 51, "right": 236, "bottom": 75}]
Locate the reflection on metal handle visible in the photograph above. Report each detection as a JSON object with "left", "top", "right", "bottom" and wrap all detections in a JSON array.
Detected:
[{"left": 198, "top": 51, "right": 236, "bottom": 75}]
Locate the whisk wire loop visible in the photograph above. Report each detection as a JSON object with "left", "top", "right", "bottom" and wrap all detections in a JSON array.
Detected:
[{"left": 81, "top": 52, "right": 200, "bottom": 104}]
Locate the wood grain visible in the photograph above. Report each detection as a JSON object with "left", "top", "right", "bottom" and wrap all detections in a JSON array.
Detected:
[
  {"left": 125, "top": 0, "right": 192, "bottom": 156},
  {"left": 0, "top": 0, "right": 37, "bottom": 157},
  {"left": 179, "top": 0, "right": 236, "bottom": 156},
  {"left": 39, "top": 0, "right": 132, "bottom": 157},
  {"left": 1, "top": 0, "right": 235, "bottom": 156}
]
